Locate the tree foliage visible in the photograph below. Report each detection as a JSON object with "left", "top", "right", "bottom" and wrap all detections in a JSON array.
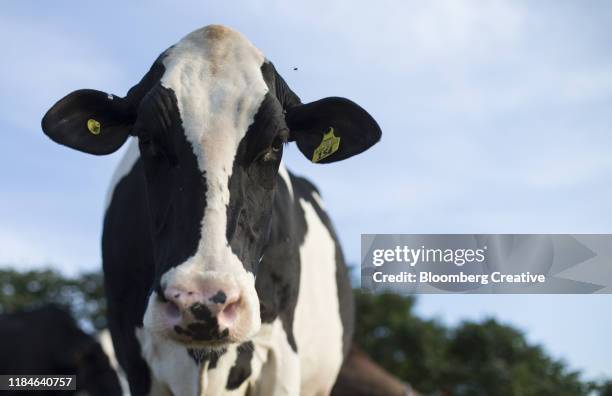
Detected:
[
  {"left": 599, "top": 381, "right": 612, "bottom": 396},
  {"left": 0, "top": 268, "right": 106, "bottom": 331},
  {"left": 0, "top": 269, "right": 609, "bottom": 394},
  {"left": 354, "top": 290, "right": 606, "bottom": 396}
]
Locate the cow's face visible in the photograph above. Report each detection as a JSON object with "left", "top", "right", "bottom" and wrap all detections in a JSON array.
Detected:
[
  {"left": 42, "top": 25, "right": 381, "bottom": 348},
  {"left": 134, "top": 28, "right": 287, "bottom": 346}
]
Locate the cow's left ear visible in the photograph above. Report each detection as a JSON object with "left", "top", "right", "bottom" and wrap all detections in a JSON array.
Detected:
[{"left": 286, "top": 97, "right": 381, "bottom": 163}]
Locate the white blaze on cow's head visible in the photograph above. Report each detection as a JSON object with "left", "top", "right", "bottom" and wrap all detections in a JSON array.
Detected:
[{"left": 41, "top": 25, "right": 381, "bottom": 348}]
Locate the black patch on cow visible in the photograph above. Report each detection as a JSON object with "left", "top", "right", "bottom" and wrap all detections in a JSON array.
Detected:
[
  {"left": 174, "top": 325, "right": 186, "bottom": 335},
  {"left": 187, "top": 347, "right": 226, "bottom": 368},
  {"left": 209, "top": 351, "right": 222, "bottom": 369},
  {"left": 210, "top": 290, "right": 227, "bottom": 304},
  {"left": 174, "top": 323, "right": 228, "bottom": 341},
  {"left": 187, "top": 303, "right": 229, "bottom": 340},
  {"left": 225, "top": 91, "right": 287, "bottom": 275},
  {"left": 226, "top": 342, "right": 254, "bottom": 390},
  {"left": 134, "top": 85, "right": 207, "bottom": 290},
  {"left": 190, "top": 302, "right": 213, "bottom": 321},
  {"left": 103, "top": 158, "right": 155, "bottom": 396},
  {"left": 0, "top": 304, "right": 122, "bottom": 396},
  {"left": 260, "top": 61, "right": 301, "bottom": 110},
  {"left": 253, "top": 171, "right": 305, "bottom": 352},
  {"left": 174, "top": 305, "right": 229, "bottom": 341}
]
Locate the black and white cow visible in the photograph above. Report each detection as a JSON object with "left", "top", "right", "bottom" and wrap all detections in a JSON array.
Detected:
[
  {"left": 0, "top": 304, "right": 122, "bottom": 396},
  {"left": 42, "top": 25, "right": 381, "bottom": 395}
]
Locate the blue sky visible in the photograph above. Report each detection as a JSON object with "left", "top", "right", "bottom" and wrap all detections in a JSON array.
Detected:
[{"left": 1, "top": 0, "right": 611, "bottom": 381}]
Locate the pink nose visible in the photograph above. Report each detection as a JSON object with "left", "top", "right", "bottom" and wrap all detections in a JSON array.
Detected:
[{"left": 162, "top": 285, "right": 241, "bottom": 341}]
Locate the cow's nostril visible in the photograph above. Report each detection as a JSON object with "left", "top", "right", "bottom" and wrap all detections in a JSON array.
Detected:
[
  {"left": 190, "top": 302, "right": 214, "bottom": 322},
  {"left": 224, "top": 300, "right": 239, "bottom": 316},
  {"left": 218, "top": 299, "right": 240, "bottom": 328},
  {"left": 209, "top": 290, "right": 227, "bottom": 304}
]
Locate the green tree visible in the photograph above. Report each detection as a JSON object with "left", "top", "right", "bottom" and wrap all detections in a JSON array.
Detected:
[
  {"left": 0, "top": 268, "right": 106, "bottom": 331},
  {"left": 443, "top": 319, "right": 589, "bottom": 396},
  {"left": 353, "top": 289, "right": 448, "bottom": 392},
  {"left": 598, "top": 380, "right": 612, "bottom": 396},
  {"left": 354, "top": 290, "right": 600, "bottom": 396}
]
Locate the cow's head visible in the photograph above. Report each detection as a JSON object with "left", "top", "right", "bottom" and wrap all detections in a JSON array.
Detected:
[{"left": 42, "top": 25, "right": 381, "bottom": 348}]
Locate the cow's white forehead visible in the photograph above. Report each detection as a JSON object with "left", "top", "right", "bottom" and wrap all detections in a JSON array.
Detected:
[
  {"left": 159, "top": 25, "right": 269, "bottom": 268},
  {"left": 160, "top": 25, "right": 268, "bottom": 172}
]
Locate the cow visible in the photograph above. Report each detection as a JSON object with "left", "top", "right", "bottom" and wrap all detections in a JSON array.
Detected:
[
  {"left": 0, "top": 304, "right": 122, "bottom": 396},
  {"left": 331, "top": 345, "right": 418, "bottom": 396},
  {"left": 42, "top": 25, "right": 381, "bottom": 395}
]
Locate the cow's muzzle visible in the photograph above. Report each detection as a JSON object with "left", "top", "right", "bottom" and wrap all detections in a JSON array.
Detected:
[
  {"left": 162, "top": 284, "right": 241, "bottom": 342},
  {"left": 143, "top": 269, "right": 261, "bottom": 346}
]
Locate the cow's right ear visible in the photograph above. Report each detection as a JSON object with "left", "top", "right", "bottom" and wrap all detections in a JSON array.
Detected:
[{"left": 42, "top": 89, "right": 135, "bottom": 155}]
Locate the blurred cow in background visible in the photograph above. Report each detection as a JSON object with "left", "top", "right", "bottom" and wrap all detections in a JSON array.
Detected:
[{"left": 0, "top": 304, "right": 122, "bottom": 396}]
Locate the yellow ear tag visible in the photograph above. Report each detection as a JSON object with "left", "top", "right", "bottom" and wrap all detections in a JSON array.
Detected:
[
  {"left": 312, "top": 127, "right": 341, "bottom": 163},
  {"left": 87, "top": 119, "right": 101, "bottom": 135}
]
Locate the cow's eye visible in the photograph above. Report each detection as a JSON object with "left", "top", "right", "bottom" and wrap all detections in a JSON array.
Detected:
[
  {"left": 257, "top": 134, "right": 286, "bottom": 163},
  {"left": 271, "top": 136, "right": 284, "bottom": 153}
]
